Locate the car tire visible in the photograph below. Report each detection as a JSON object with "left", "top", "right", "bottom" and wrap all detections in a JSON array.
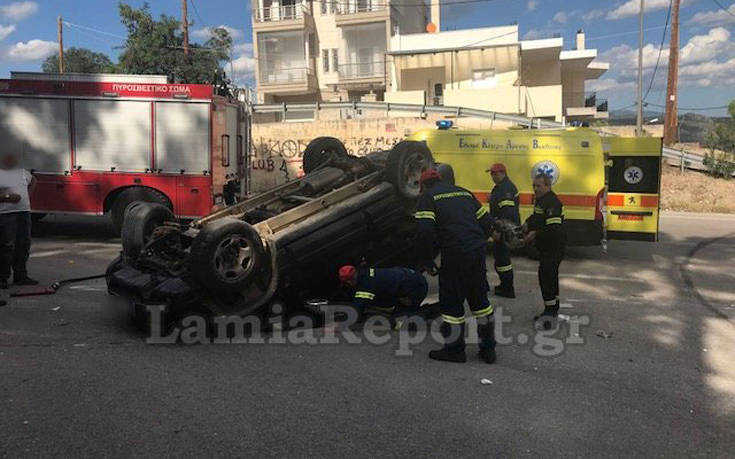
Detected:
[
  {"left": 385, "top": 141, "right": 434, "bottom": 199},
  {"left": 302, "top": 137, "right": 348, "bottom": 174},
  {"left": 189, "top": 218, "right": 265, "bottom": 293},
  {"left": 121, "top": 203, "right": 176, "bottom": 261},
  {"left": 111, "top": 187, "right": 171, "bottom": 235}
]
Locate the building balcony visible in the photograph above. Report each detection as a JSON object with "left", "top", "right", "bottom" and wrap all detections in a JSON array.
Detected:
[
  {"left": 253, "top": 3, "right": 313, "bottom": 31},
  {"left": 258, "top": 67, "right": 318, "bottom": 95},
  {"left": 565, "top": 91, "right": 609, "bottom": 119},
  {"left": 337, "top": 61, "right": 386, "bottom": 88},
  {"left": 335, "top": 0, "right": 389, "bottom": 26}
]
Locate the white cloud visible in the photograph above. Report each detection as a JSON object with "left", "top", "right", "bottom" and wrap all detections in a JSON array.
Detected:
[
  {"left": 594, "top": 26, "right": 735, "bottom": 93},
  {"left": 0, "top": 24, "right": 16, "bottom": 40},
  {"left": 527, "top": 0, "right": 538, "bottom": 11},
  {"left": 583, "top": 9, "right": 606, "bottom": 21},
  {"left": 0, "top": 1, "right": 38, "bottom": 21},
  {"left": 553, "top": 11, "right": 568, "bottom": 24},
  {"left": 689, "top": 2, "right": 735, "bottom": 26},
  {"left": 606, "top": 0, "right": 697, "bottom": 20},
  {"left": 522, "top": 28, "right": 546, "bottom": 40},
  {"left": 192, "top": 25, "right": 244, "bottom": 41},
  {"left": 233, "top": 42, "right": 253, "bottom": 55},
  {"left": 5, "top": 39, "right": 56, "bottom": 60}
]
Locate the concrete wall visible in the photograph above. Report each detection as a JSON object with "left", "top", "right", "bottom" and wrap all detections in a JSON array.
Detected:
[
  {"left": 249, "top": 115, "right": 512, "bottom": 191},
  {"left": 444, "top": 86, "right": 521, "bottom": 113}
]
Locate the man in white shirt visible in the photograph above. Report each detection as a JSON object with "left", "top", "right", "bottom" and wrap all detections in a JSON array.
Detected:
[{"left": 0, "top": 151, "right": 38, "bottom": 303}]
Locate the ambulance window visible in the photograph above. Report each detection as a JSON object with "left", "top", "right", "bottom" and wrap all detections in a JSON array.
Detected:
[
  {"left": 609, "top": 156, "right": 660, "bottom": 194},
  {"left": 222, "top": 135, "right": 230, "bottom": 167}
]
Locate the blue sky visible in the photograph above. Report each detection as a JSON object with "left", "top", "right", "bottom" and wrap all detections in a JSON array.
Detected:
[{"left": 1, "top": 0, "right": 734, "bottom": 116}]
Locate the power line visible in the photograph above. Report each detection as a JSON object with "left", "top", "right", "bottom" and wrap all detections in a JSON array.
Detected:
[
  {"left": 312, "top": 0, "right": 503, "bottom": 8},
  {"left": 643, "top": 0, "right": 672, "bottom": 102},
  {"left": 648, "top": 102, "right": 730, "bottom": 111},
  {"left": 710, "top": 0, "right": 735, "bottom": 17},
  {"left": 63, "top": 21, "right": 126, "bottom": 41},
  {"left": 586, "top": 25, "right": 668, "bottom": 41},
  {"left": 189, "top": 0, "right": 206, "bottom": 25}
]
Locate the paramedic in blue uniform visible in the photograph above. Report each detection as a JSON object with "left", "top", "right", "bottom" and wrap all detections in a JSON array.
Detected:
[
  {"left": 339, "top": 265, "right": 428, "bottom": 320},
  {"left": 523, "top": 173, "right": 565, "bottom": 330},
  {"left": 414, "top": 168, "right": 497, "bottom": 364},
  {"left": 486, "top": 163, "right": 519, "bottom": 298}
]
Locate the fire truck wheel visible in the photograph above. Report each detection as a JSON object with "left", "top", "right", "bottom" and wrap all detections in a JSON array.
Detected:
[
  {"left": 385, "top": 141, "right": 434, "bottom": 199},
  {"left": 111, "top": 187, "right": 171, "bottom": 235},
  {"left": 189, "top": 218, "right": 265, "bottom": 293},
  {"left": 121, "top": 203, "right": 176, "bottom": 261},
  {"left": 303, "top": 137, "right": 348, "bottom": 174}
]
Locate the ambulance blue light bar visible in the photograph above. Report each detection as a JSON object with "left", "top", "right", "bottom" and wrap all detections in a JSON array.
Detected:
[{"left": 436, "top": 120, "right": 453, "bottom": 130}]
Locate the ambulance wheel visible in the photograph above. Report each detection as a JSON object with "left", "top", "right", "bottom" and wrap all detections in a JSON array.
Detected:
[
  {"left": 303, "top": 137, "right": 347, "bottom": 174},
  {"left": 111, "top": 187, "right": 171, "bottom": 235},
  {"left": 189, "top": 218, "right": 265, "bottom": 293},
  {"left": 121, "top": 203, "right": 176, "bottom": 261},
  {"left": 385, "top": 141, "right": 434, "bottom": 199}
]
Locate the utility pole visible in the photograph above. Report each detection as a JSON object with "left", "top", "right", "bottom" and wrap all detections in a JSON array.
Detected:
[
  {"left": 636, "top": 0, "right": 645, "bottom": 136},
  {"left": 663, "top": 0, "right": 681, "bottom": 145},
  {"left": 57, "top": 16, "right": 64, "bottom": 73},
  {"left": 181, "top": 0, "right": 189, "bottom": 55}
]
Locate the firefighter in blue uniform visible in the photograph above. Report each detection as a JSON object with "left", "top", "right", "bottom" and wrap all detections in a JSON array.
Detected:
[
  {"left": 339, "top": 265, "right": 428, "bottom": 320},
  {"left": 486, "top": 163, "right": 519, "bottom": 298},
  {"left": 523, "top": 173, "right": 565, "bottom": 330},
  {"left": 415, "top": 168, "right": 497, "bottom": 364}
]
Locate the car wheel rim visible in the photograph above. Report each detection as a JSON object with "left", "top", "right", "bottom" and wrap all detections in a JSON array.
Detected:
[
  {"left": 404, "top": 151, "right": 429, "bottom": 195},
  {"left": 213, "top": 235, "right": 255, "bottom": 281}
]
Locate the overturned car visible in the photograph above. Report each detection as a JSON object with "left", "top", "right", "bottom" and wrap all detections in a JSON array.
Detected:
[{"left": 107, "top": 138, "right": 434, "bottom": 327}]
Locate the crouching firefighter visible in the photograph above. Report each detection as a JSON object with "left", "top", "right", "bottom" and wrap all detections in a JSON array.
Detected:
[
  {"left": 486, "top": 162, "right": 520, "bottom": 298},
  {"left": 523, "top": 173, "right": 566, "bottom": 330},
  {"left": 415, "top": 168, "right": 497, "bottom": 364},
  {"left": 338, "top": 265, "right": 428, "bottom": 324}
]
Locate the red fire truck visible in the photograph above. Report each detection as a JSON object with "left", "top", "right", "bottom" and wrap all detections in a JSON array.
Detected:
[{"left": 0, "top": 72, "right": 247, "bottom": 233}]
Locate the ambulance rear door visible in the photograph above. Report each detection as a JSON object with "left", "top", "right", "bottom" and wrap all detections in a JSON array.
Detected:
[{"left": 604, "top": 137, "right": 662, "bottom": 241}]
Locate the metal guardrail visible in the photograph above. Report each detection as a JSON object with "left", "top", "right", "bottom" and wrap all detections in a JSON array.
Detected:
[{"left": 251, "top": 100, "right": 725, "bottom": 174}]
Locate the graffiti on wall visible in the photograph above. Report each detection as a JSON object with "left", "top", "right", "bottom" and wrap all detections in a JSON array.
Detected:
[{"left": 249, "top": 135, "right": 405, "bottom": 188}]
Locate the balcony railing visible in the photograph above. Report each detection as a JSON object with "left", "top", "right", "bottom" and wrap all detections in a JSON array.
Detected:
[
  {"left": 568, "top": 91, "right": 609, "bottom": 112},
  {"left": 260, "top": 66, "right": 312, "bottom": 84},
  {"left": 335, "top": 0, "right": 386, "bottom": 14},
  {"left": 338, "top": 61, "right": 385, "bottom": 80},
  {"left": 254, "top": 3, "right": 309, "bottom": 22}
]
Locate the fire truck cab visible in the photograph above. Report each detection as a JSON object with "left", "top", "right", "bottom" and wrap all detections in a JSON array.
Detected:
[{"left": 0, "top": 72, "right": 247, "bottom": 233}]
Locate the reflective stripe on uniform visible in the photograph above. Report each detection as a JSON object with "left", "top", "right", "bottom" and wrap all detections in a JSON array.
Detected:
[
  {"left": 498, "top": 200, "right": 515, "bottom": 208},
  {"left": 476, "top": 206, "right": 489, "bottom": 219},
  {"left": 433, "top": 191, "right": 473, "bottom": 201},
  {"left": 496, "top": 264, "right": 513, "bottom": 273},
  {"left": 369, "top": 268, "right": 375, "bottom": 277},
  {"left": 534, "top": 206, "right": 544, "bottom": 214},
  {"left": 414, "top": 211, "right": 436, "bottom": 220},
  {"left": 355, "top": 291, "right": 375, "bottom": 300},
  {"left": 441, "top": 314, "right": 465, "bottom": 324},
  {"left": 472, "top": 305, "right": 494, "bottom": 318},
  {"left": 545, "top": 217, "right": 562, "bottom": 225},
  {"left": 544, "top": 299, "right": 557, "bottom": 306}
]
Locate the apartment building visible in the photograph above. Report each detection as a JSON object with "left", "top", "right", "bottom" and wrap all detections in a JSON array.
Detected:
[
  {"left": 251, "top": 0, "right": 426, "bottom": 112},
  {"left": 385, "top": 25, "right": 609, "bottom": 122}
]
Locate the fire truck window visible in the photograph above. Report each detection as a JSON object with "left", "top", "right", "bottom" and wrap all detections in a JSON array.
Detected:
[
  {"left": 222, "top": 135, "right": 231, "bottom": 167},
  {"left": 74, "top": 99, "right": 151, "bottom": 172},
  {"left": 155, "top": 101, "right": 210, "bottom": 174},
  {"left": 0, "top": 97, "right": 71, "bottom": 173}
]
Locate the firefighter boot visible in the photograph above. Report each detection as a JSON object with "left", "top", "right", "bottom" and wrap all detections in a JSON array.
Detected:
[
  {"left": 477, "top": 316, "right": 497, "bottom": 364},
  {"left": 494, "top": 268, "right": 515, "bottom": 298},
  {"left": 533, "top": 303, "right": 559, "bottom": 331},
  {"left": 429, "top": 322, "right": 466, "bottom": 363}
]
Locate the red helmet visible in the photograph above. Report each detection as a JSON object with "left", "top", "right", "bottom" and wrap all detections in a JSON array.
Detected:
[
  {"left": 419, "top": 168, "right": 441, "bottom": 185},
  {"left": 338, "top": 265, "right": 357, "bottom": 283},
  {"left": 487, "top": 163, "right": 506, "bottom": 173}
]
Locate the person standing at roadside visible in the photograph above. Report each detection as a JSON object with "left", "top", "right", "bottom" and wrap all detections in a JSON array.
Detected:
[
  {"left": 0, "top": 151, "right": 39, "bottom": 305},
  {"left": 486, "top": 163, "right": 519, "bottom": 298}
]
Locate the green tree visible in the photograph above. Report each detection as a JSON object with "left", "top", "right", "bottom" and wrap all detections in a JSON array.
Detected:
[
  {"left": 703, "top": 101, "right": 735, "bottom": 179},
  {"left": 116, "top": 2, "right": 232, "bottom": 85},
  {"left": 42, "top": 47, "right": 116, "bottom": 73}
]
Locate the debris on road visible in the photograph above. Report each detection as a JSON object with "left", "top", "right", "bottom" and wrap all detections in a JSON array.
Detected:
[
  {"left": 480, "top": 379, "right": 493, "bottom": 385},
  {"left": 51, "top": 306, "right": 61, "bottom": 312},
  {"left": 596, "top": 329, "right": 613, "bottom": 339}
]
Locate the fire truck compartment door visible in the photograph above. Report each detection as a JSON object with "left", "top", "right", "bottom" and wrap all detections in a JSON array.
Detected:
[
  {"left": 74, "top": 100, "right": 151, "bottom": 172},
  {"left": 605, "top": 137, "right": 662, "bottom": 242},
  {"left": 0, "top": 97, "right": 71, "bottom": 173},
  {"left": 155, "top": 101, "right": 210, "bottom": 175}
]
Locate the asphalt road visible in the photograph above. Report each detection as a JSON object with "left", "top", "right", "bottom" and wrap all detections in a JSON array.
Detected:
[{"left": 1, "top": 212, "right": 734, "bottom": 458}]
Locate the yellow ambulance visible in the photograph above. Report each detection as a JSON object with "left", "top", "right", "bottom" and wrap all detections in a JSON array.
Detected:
[{"left": 409, "top": 126, "right": 663, "bottom": 245}]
